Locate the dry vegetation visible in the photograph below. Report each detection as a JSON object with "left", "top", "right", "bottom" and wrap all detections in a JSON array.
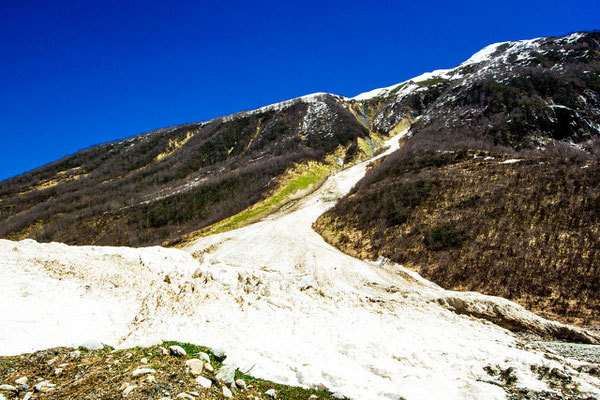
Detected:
[{"left": 314, "top": 143, "right": 600, "bottom": 325}]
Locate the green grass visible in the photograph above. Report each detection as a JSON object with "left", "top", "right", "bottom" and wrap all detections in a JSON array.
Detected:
[{"left": 199, "top": 162, "right": 332, "bottom": 237}]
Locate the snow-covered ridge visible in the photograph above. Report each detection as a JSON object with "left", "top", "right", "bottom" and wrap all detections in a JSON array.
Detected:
[
  {"left": 221, "top": 92, "right": 347, "bottom": 123},
  {"left": 351, "top": 32, "right": 588, "bottom": 101}
]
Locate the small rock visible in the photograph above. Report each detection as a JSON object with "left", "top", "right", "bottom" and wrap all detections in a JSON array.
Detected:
[
  {"left": 185, "top": 359, "right": 204, "bottom": 376},
  {"left": 331, "top": 393, "right": 345, "bottom": 399},
  {"left": 68, "top": 350, "right": 81, "bottom": 359},
  {"left": 124, "top": 353, "right": 133, "bottom": 359},
  {"left": 204, "top": 363, "right": 214, "bottom": 373},
  {"left": 309, "top": 396, "right": 318, "bottom": 399},
  {"left": 140, "top": 357, "right": 148, "bottom": 364},
  {"left": 47, "top": 357, "right": 58, "bottom": 365},
  {"left": 146, "top": 375, "right": 157, "bottom": 384},
  {"left": 122, "top": 384, "right": 137, "bottom": 397},
  {"left": 15, "top": 377, "right": 28, "bottom": 385},
  {"left": 176, "top": 393, "right": 194, "bottom": 400},
  {"left": 169, "top": 345, "right": 187, "bottom": 357},
  {"left": 17, "top": 383, "right": 29, "bottom": 392},
  {"left": 212, "top": 349, "right": 227, "bottom": 362},
  {"left": 235, "top": 378, "right": 247, "bottom": 390},
  {"left": 195, "top": 352, "right": 211, "bottom": 363},
  {"left": 158, "top": 346, "right": 169, "bottom": 356},
  {"left": 34, "top": 381, "right": 56, "bottom": 393},
  {"left": 195, "top": 376, "right": 212, "bottom": 388},
  {"left": 132, "top": 368, "right": 156, "bottom": 378},
  {"left": 264, "top": 388, "right": 276, "bottom": 398},
  {"left": 54, "top": 368, "right": 63, "bottom": 376},
  {"left": 216, "top": 364, "right": 236, "bottom": 385},
  {"left": 222, "top": 386, "right": 233, "bottom": 399},
  {"left": 23, "top": 393, "right": 33, "bottom": 400},
  {"left": 81, "top": 339, "right": 104, "bottom": 350},
  {"left": 0, "top": 385, "right": 16, "bottom": 392}
]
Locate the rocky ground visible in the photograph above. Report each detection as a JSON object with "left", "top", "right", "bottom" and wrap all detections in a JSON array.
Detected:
[{"left": 0, "top": 342, "right": 335, "bottom": 400}]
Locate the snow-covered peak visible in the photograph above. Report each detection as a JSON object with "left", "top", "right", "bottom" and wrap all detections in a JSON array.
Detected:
[{"left": 351, "top": 32, "right": 590, "bottom": 102}]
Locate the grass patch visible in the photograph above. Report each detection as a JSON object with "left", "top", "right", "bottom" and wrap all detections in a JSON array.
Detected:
[{"left": 191, "top": 161, "right": 332, "bottom": 238}]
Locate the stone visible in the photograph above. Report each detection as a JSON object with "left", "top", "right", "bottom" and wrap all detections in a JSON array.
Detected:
[
  {"left": 215, "top": 364, "right": 236, "bottom": 385},
  {"left": 23, "top": 393, "right": 33, "bottom": 400},
  {"left": 122, "top": 384, "right": 137, "bottom": 396},
  {"left": 34, "top": 381, "right": 56, "bottom": 393},
  {"left": 132, "top": 368, "right": 156, "bottom": 378},
  {"left": 54, "top": 368, "right": 63, "bottom": 376},
  {"left": 80, "top": 339, "right": 104, "bottom": 350},
  {"left": 212, "top": 349, "right": 227, "bottom": 362},
  {"left": 309, "top": 396, "right": 318, "bottom": 399},
  {"left": 176, "top": 393, "right": 194, "bottom": 400},
  {"left": 331, "top": 393, "right": 345, "bottom": 399},
  {"left": 235, "top": 378, "right": 247, "bottom": 390},
  {"left": 15, "top": 377, "right": 27, "bottom": 385},
  {"left": 189, "top": 392, "right": 200, "bottom": 397},
  {"left": 124, "top": 353, "right": 133, "bottom": 359},
  {"left": 68, "top": 350, "right": 81, "bottom": 359},
  {"left": 140, "top": 357, "right": 148, "bottom": 364},
  {"left": 195, "top": 352, "right": 211, "bottom": 363},
  {"left": 185, "top": 359, "right": 204, "bottom": 376},
  {"left": 204, "top": 363, "right": 214, "bottom": 373},
  {"left": 0, "top": 394, "right": 5, "bottom": 400},
  {"left": 145, "top": 375, "right": 157, "bottom": 384},
  {"left": 158, "top": 346, "right": 169, "bottom": 356},
  {"left": 0, "top": 385, "right": 16, "bottom": 392},
  {"left": 195, "top": 376, "right": 212, "bottom": 389},
  {"left": 222, "top": 386, "right": 233, "bottom": 399},
  {"left": 169, "top": 345, "right": 187, "bottom": 357},
  {"left": 265, "top": 388, "right": 276, "bottom": 398}
]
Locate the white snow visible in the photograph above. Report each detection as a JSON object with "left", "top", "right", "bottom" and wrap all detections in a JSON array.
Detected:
[{"left": 2, "top": 131, "right": 600, "bottom": 399}]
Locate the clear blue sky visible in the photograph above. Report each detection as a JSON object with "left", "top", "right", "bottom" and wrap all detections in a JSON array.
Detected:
[{"left": 1, "top": 0, "right": 598, "bottom": 180}]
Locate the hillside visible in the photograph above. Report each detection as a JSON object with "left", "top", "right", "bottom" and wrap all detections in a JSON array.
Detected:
[
  {"left": 0, "top": 94, "right": 371, "bottom": 246},
  {"left": 313, "top": 31, "right": 600, "bottom": 325}
]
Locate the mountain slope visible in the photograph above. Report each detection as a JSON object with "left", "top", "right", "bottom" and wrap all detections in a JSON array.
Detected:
[
  {"left": 314, "top": 31, "right": 600, "bottom": 325},
  {"left": 0, "top": 94, "right": 372, "bottom": 246},
  {"left": 2, "top": 132, "right": 600, "bottom": 399}
]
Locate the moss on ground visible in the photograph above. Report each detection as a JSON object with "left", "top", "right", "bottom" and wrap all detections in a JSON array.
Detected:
[{"left": 0, "top": 342, "right": 335, "bottom": 399}]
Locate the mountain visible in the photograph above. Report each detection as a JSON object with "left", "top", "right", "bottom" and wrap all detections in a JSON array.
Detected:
[
  {"left": 1, "top": 31, "right": 600, "bottom": 322},
  {"left": 0, "top": 94, "right": 371, "bottom": 246},
  {"left": 314, "top": 31, "right": 600, "bottom": 325},
  {"left": 3, "top": 31, "right": 600, "bottom": 399}
]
